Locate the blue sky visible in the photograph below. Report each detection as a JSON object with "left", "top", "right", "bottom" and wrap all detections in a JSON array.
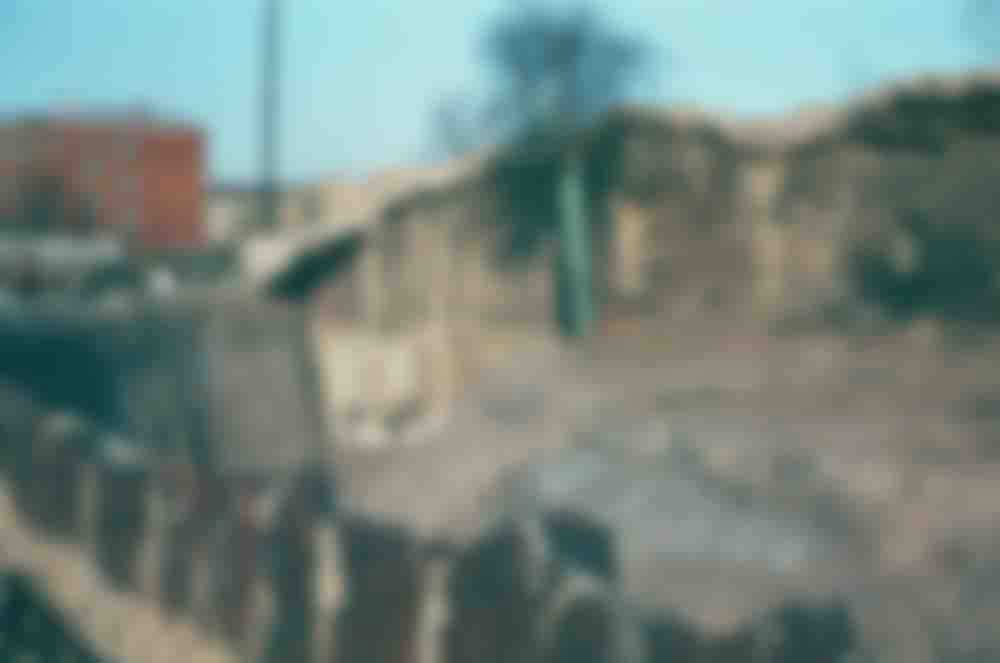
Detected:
[{"left": 0, "top": 1, "right": 989, "bottom": 183}]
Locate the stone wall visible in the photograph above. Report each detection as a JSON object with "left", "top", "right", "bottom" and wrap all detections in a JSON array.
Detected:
[
  {"left": 593, "top": 70, "right": 1000, "bottom": 330},
  {"left": 307, "top": 175, "right": 556, "bottom": 447},
  {"left": 299, "top": 68, "right": 1000, "bottom": 445}
]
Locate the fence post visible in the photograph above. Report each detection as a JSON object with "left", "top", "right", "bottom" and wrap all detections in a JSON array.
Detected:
[
  {"left": 78, "top": 454, "right": 102, "bottom": 562},
  {"left": 93, "top": 435, "right": 152, "bottom": 592},
  {"left": 312, "top": 520, "right": 344, "bottom": 663}
]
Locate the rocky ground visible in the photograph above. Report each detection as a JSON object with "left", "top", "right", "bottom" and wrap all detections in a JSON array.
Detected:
[
  {"left": 3, "top": 315, "right": 996, "bottom": 663},
  {"left": 337, "top": 320, "right": 1000, "bottom": 663}
]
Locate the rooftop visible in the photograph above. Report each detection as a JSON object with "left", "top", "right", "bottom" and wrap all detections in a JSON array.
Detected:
[{"left": 0, "top": 105, "right": 201, "bottom": 134}]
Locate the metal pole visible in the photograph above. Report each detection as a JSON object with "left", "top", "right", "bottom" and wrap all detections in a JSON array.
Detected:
[
  {"left": 259, "top": 0, "right": 281, "bottom": 229},
  {"left": 557, "top": 147, "right": 594, "bottom": 338}
]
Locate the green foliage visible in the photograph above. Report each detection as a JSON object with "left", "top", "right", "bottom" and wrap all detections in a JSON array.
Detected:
[
  {"left": 849, "top": 210, "right": 1000, "bottom": 324},
  {"left": 438, "top": 3, "right": 651, "bottom": 263},
  {"left": 490, "top": 141, "right": 562, "bottom": 263},
  {"left": 480, "top": 4, "right": 650, "bottom": 139},
  {"left": 846, "top": 85, "right": 1000, "bottom": 153}
]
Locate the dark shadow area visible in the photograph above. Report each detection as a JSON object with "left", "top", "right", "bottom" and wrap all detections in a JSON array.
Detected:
[{"left": 0, "top": 571, "right": 108, "bottom": 663}]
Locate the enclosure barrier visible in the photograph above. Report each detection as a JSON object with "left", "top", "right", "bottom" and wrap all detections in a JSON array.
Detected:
[{"left": 0, "top": 395, "right": 340, "bottom": 663}]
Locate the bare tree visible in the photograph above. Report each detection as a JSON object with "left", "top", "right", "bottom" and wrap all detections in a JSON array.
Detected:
[
  {"left": 430, "top": 2, "right": 653, "bottom": 157},
  {"left": 484, "top": 3, "right": 648, "bottom": 137},
  {"left": 429, "top": 3, "right": 656, "bottom": 336}
]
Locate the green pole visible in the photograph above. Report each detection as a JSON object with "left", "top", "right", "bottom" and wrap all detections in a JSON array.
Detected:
[{"left": 557, "top": 149, "right": 594, "bottom": 338}]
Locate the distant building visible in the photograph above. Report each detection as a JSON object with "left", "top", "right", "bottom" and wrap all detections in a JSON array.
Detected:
[{"left": 0, "top": 108, "right": 206, "bottom": 250}]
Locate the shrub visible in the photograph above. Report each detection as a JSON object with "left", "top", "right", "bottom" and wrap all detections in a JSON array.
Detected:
[{"left": 849, "top": 210, "right": 1000, "bottom": 325}]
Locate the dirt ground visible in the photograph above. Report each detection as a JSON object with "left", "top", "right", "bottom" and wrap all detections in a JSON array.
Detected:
[
  {"left": 336, "top": 320, "right": 1000, "bottom": 663},
  {"left": 1, "top": 314, "right": 997, "bottom": 662}
]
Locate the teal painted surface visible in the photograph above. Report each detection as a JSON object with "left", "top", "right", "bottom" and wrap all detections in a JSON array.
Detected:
[{"left": 557, "top": 151, "right": 594, "bottom": 338}]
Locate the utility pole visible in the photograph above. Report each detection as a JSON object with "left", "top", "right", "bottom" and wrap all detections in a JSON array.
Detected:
[{"left": 259, "top": 0, "right": 282, "bottom": 230}]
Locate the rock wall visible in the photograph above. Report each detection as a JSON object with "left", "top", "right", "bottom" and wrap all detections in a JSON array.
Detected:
[{"left": 301, "top": 68, "right": 1000, "bottom": 448}]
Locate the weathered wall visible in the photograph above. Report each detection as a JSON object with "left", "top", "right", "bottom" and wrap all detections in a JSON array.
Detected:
[
  {"left": 306, "top": 174, "right": 557, "bottom": 445},
  {"left": 595, "top": 70, "right": 1000, "bottom": 330},
  {"left": 594, "top": 112, "right": 756, "bottom": 330},
  {"left": 764, "top": 72, "right": 1000, "bottom": 325},
  {"left": 0, "top": 385, "right": 345, "bottom": 663},
  {"left": 300, "top": 69, "right": 1000, "bottom": 444}
]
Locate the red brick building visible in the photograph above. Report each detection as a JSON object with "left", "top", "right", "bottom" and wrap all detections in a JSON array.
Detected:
[{"left": 0, "top": 109, "right": 206, "bottom": 250}]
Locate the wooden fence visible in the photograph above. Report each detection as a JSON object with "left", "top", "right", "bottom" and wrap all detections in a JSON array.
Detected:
[{"left": 0, "top": 387, "right": 342, "bottom": 663}]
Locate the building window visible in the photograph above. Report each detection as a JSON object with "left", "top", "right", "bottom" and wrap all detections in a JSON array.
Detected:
[{"left": 86, "top": 153, "right": 108, "bottom": 180}]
